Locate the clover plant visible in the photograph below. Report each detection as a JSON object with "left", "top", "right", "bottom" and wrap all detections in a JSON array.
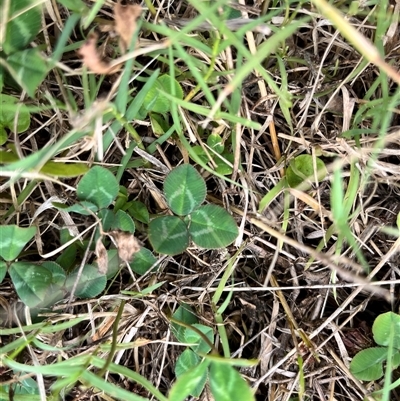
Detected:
[
  {"left": 192, "top": 133, "right": 235, "bottom": 175},
  {"left": 0, "top": 94, "right": 31, "bottom": 145},
  {"left": 148, "top": 164, "right": 239, "bottom": 255},
  {"left": 0, "top": 0, "right": 50, "bottom": 96},
  {"left": 350, "top": 312, "right": 400, "bottom": 382},
  {"left": 168, "top": 304, "right": 255, "bottom": 401}
]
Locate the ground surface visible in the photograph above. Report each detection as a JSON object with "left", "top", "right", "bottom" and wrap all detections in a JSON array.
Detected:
[{"left": 1, "top": 0, "right": 400, "bottom": 400}]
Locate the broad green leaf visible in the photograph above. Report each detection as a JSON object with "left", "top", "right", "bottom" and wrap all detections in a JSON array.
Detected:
[
  {"left": 150, "top": 114, "right": 167, "bottom": 136},
  {"left": 215, "top": 152, "right": 234, "bottom": 176},
  {"left": 52, "top": 201, "right": 98, "bottom": 215},
  {"left": 350, "top": 347, "right": 388, "bottom": 381},
  {"left": 98, "top": 209, "right": 115, "bottom": 231},
  {"left": 41, "top": 261, "right": 66, "bottom": 286},
  {"left": 127, "top": 200, "right": 150, "bottom": 224},
  {"left": 0, "top": 225, "right": 36, "bottom": 261},
  {"left": 373, "top": 311, "right": 400, "bottom": 349},
  {"left": 9, "top": 262, "right": 52, "bottom": 308},
  {"left": 143, "top": 74, "right": 183, "bottom": 114},
  {"left": 0, "top": 149, "right": 20, "bottom": 163},
  {"left": 40, "top": 161, "right": 89, "bottom": 177},
  {"left": 148, "top": 216, "right": 189, "bottom": 255},
  {"left": 77, "top": 166, "right": 119, "bottom": 209},
  {"left": 175, "top": 349, "right": 201, "bottom": 377},
  {"left": 191, "top": 145, "right": 209, "bottom": 164},
  {"left": 2, "top": 0, "right": 42, "bottom": 54},
  {"left": 169, "top": 358, "right": 209, "bottom": 401},
  {"left": 171, "top": 304, "right": 198, "bottom": 343},
  {"left": 164, "top": 164, "right": 207, "bottom": 216},
  {"left": 130, "top": 247, "right": 157, "bottom": 275},
  {"left": 7, "top": 48, "right": 50, "bottom": 97},
  {"left": 0, "top": 94, "right": 30, "bottom": 134},
  {"left": 209, "top": 361, "right": 255, "bottom": 401},
  {"left": 286, "top": 154, "right": 327, "bottom": 188},
  {"left": 184, "top": 323, "right": 214, "bottom": 354},
  {"left": 111, "top": 210, "right": 135, "bottom": 233},
  {"left": 189, "top": 205, "right": 238, "bottom": 249},
  {"left": 0, "top": 261, "right": 7, "bottom": 284},
  {"left": 65, "top": 264, "right": 106, "bottom": 298},
  {"left": 207, "top": 134, "right": 224, "bottom": 154}
]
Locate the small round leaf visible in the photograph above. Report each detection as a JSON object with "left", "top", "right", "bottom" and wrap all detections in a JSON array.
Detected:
[
  {"left": 65, "top": 264, "right": 106, "bottom": 298},
  {"left": 373, "top": 311, "right": 400, "bottom": 349},
  {"left": 173, "top": 350, "right": 207, "bottom": 399},
  {"left": 3, "top": 0, "right": 42, "bottom": 54},
  {"left": 184, "top": 323, "right": 214, "bottom": 354},
  {"left": 9, "top": 262, "right": 53, "bottom": 308},
  {"left": 164, "top": 164, "right": 207, "bottom": 216},
  {"left": 349, "top": 347, "right": 388, "bottom": 381},
  {"left": 286, "top": 154, "right": 327, "bottom": 188},
  {"left": 77, "top": 166, "right": 119, "bottom": 209},
  {"left": 0, "top": 225, "right": 36, "bottom": 261},
  {"left": 112, "top": 210, "right": 135, "bottom": 233},
  {"left": 209, "top": 362, "right": 255, "bottom": 401},
  {"left": 0, "top": 94, "right": 30, "bottom": 133},
  {"left": 189, "top": 205, "right": 238, "bottom": 249},
  {"left": 207, "top": 134, "right": 224, "bottom": 154},
  {"left": 143, "top": 74, "right": 183, "bottom": 114},
  {"left": 130, "top": 247, "right": 157, "bottom": 275},
  {"left": 148, "top": 216, "right": 189, "bottom": 255},
  {"left": 127, "top": 200, "right": 150, "bottom": 224}
]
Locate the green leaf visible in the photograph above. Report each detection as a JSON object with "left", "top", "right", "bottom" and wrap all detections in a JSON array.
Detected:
[
  {"left": 0, "top": 149, "right": 19, "bottom": 163},
  {"left": 209, "top": 361, "right": 255, "bottom": 401},
  {"left": 207, "top": 134, "right": 224, "bottom": 154},
  {"left": 215, "top": 152, "right": 234, "bottom": 176},
  {"left": 171, "top": 304, "right": 198, "bottom": 343},
  {"left": 7, "top": 48, "right": 50, "bottom": 97},
  {"left": 40, "top": 161, "right": 89, "bottom": 177},
  {"left": 0, "top": 225, "right": 36, "bottom": 261},
  {"left": 350, "top": 347, "right": 388, "bottom": 381},
  {"left": 111, "top": 210, "right": 135, "bottom": 233},
  {"left": 143, "top": 74, "right": 183, "bottom": 114},
  {"left": 0, "top": 261, "right": 7, "bottom": 284},
  {"left": 52, "top": 201, "right": 99, "bottom": 215},
  {"left": 164, "top": 164, "right": 207, "bottom": 216},
  {"left": 0, "top": 94, "right": 30, "bottom": 133},
  {"left": 175, "top": 349, "right": 201, "bottom": 377},
  {"left": 148, "top": 216, "right": 189, "bottom": 255},
  {"left": 191, "top": 145, "right": 209, "bottom": 164},
  {"left": 286, "top": 154, "right": 327, "bottom": 188},
  {"left": 2, "top": 0, "right": 42, "bottom": 54},
  {"left": 189, "top": 205, "right": 238, "bottom": 249},
  {"left": 65, "top": 264, "right": 106, "bottom": 298},
  {"left": 170, "top": 358, "right": 209, "bottom": 400},
  {"left": 184, "top": 323, "right": 214, "bottom": 354},
  {"left": 373, "top": 311, "right": 400, "bottom": 349},
  {"left": 130, "top": 247, "right": 157, "bottom": 275},
  {"left": 127, "top": 200, "right": 150, "bottom": 224},
  {"left": 77, "top": 166, "right": 119, "bottom": 209},
  {"left": 41, "top": 261, "right": 66, "bottom": 286},
  {"left": 9, "top": 262, "right": 53, "bottom": 308}
]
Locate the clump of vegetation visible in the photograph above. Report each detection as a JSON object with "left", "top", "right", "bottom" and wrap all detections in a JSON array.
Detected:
[{"left": 1, "top": 0, "right": 400, "bottom": 400}]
